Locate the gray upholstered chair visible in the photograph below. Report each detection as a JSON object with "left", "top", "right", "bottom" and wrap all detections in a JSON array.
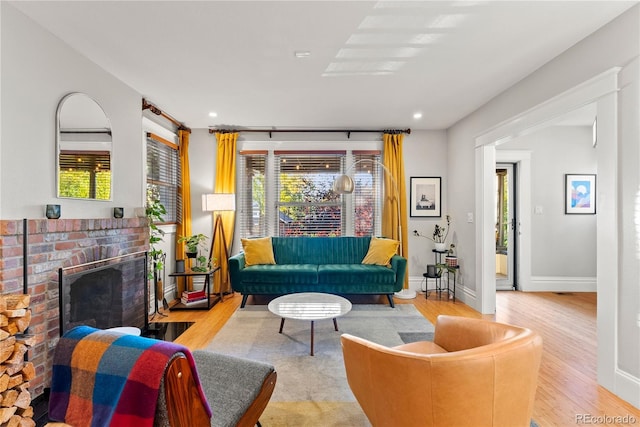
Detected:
[
  {"left": 192, "top": 350, "right": 277, "bottom": 427},
  {"left": 154, "top": 350, "right": 277, "bottom": 427},
  {"left": 48, "top": 327, "right": 277, "bottom": 427}
]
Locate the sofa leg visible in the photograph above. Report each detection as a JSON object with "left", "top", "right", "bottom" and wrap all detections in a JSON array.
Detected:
[
  {"left": 386, "top": 294, "right": 395, "bottom": 308},
  {"left": 241, "top": 294, "right": 249, "bottom": 308}
]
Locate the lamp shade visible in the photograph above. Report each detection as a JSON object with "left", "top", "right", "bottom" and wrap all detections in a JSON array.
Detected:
[
  {"left": 202, "top": 193, "right": 236, "bottom": 212},
  {"left": 332, "top": 174, "right": 355, "bottom": 194}
]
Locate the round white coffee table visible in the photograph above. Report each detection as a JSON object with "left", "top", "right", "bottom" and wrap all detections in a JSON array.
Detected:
[{"left": 268, "top": 292, "right": 352, "bottom": 356}]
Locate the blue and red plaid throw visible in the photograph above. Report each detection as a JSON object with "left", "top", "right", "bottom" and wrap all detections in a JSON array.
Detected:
[{"left": 49, "top": 326, "right": 212, "bottom": 427}]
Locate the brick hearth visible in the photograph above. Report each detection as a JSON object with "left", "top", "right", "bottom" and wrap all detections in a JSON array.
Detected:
[{"left": 0, "top": 218, "right": 149, "bottom": 398}]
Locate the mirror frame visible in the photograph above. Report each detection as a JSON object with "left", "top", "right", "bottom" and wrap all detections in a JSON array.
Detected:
[{"left": 56, "top": 92, "right": 113, "bottom": 201}]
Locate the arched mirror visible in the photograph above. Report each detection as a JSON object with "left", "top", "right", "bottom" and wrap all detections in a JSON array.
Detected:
[{"left": 56, "top": 93, "right": 112, "bottom": 200}]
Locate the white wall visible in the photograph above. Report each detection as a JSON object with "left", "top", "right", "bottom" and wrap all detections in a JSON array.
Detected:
[
  {"left": 403, "top": 130, "right": 450, "bottom": 290},
  {"left": 0, "top": 3, "right": 144, "bottom": 220},
  {"left": 501, "top": 126, "right": 597, "bottom": 279},
  {"left": 448, "top": 4, "right": 640, "bottom": 406}
]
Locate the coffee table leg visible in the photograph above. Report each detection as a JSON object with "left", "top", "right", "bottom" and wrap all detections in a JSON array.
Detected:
[
  {"left": 279, "top": 318, "right": 285, "bottom": 333},
  {"left": 310, "top": 320, "right": 314, "bottom": 356},
  {"left": 333, "top": 318, "right": 339, "bottom": 331}
]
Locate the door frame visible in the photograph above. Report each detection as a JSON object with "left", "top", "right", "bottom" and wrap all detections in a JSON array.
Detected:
[
  {"left": 474, "top": 67, "right": 620, "bottom": 391},
  {"left": 495, "top": 154, "right": 532, "bottom": 291}
]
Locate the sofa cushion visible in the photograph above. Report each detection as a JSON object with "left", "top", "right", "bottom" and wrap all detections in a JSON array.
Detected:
[
  {"left": 241, "top": 237, "right": 276, "bottom": 266},
  {"left": 272, "top": 236, "right": 371, "bottom": 265},
  {"left": 361, "top": 237, "right": 399, "bottom": 266},
  {"left": 241, "top": 264, "right": 319, "bottom": 284},
  {"left": 318, "top": 264, "right": 396, "bottom": 285}
]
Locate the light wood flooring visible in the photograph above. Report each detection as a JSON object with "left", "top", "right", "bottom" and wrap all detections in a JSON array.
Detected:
[{"left": 156, "top": 291, "right": 640, "bottom": 426}]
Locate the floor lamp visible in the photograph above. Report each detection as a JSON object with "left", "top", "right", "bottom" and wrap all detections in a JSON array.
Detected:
[
  {"left": 202, "top": 193, "right": 236, "bottom": 295},
  {"left": 333, "top": 159, "right": 416, "bottom": 299}
]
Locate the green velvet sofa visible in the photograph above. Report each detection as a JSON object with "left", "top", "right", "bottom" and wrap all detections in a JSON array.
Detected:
[{"left": 228, "top": 236, "right": 407, "bottom": 308}]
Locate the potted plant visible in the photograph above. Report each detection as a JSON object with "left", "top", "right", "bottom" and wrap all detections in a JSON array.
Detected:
[
  {"left": 445, "top": 243, "right": 458, "bottom": 267},
  {"left": 178, "top": 234, "right": 210, "bottom": 272},
  {"left": 146, "top": 190, "right": 167, "bottom": 280},
  {"left": 413, "top": 214, "right": 451, "bottom": 252},
  {"left": 146, "top": 188, "right": 169, "bottom": 309}
]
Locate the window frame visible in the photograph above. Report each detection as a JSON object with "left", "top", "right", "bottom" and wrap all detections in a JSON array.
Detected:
[{"left": 237, "top": 149, "right": 382, "bottom": 239}]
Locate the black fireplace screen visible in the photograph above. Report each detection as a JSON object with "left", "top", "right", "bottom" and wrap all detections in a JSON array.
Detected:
[{"left": 58, "top": 252, "right": 148, "bottom": 335}]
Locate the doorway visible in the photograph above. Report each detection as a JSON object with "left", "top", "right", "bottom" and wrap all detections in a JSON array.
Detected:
[
  {"left": 474, "top": 68, "right": 621, "bottom": 400},
  {"left": 495, "top": 163, "right": 516, "bottom": 290}
]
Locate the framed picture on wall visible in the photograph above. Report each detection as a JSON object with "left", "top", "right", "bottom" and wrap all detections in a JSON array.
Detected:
[
  {"left": 565, "top": 174, "right": 596, "bottom": 214},
  {"left": 410, "top": 177, "right": 441, "bottom": 217}
]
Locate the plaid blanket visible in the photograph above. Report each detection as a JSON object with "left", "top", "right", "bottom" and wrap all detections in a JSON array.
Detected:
[{"left": 49, "top": 326, "right": 212, "bottom": 427}]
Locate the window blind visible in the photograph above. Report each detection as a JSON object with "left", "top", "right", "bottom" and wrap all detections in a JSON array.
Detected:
[
  {"left": 237, "top": 151, "right": 267, "bottom": 238},
  {"left": 351, "top": 151, "right": 382, "bottom": 237},
  {"left": 146, "top": 133, "right": 180, "bottom": 223}
]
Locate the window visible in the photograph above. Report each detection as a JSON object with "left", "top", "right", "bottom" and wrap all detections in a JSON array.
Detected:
[
  {"left": 146, "top": 133, "right": 180, "bottom": 223},
  {"left": 275, "top": 152, "right": 344, "bottom": 237},
  {"left": 351, "top": 152, "right": 382, "bottom": 237},
  {"left": 238, "top": 151, "right": 267, "bottom": 238},
  {"left": 237, "top": 150, "right": 382, "bottom": 238}
]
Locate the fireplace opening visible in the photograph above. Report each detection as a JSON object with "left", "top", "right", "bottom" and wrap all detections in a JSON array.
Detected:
[{"left": 58, "top": 252, "right": 149, "bottom": 335}]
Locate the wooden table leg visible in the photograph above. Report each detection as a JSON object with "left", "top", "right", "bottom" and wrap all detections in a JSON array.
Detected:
[{"left": 310, "top": 320, "right": 315, "bottom": 356}]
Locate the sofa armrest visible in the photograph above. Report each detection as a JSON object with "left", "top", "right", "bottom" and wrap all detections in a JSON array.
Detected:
[
  {"left": 228, "top": 253, "right": 246, "bottom": 292},
  {"left": 390, "top": 255, "right": 407, "bottom": 290}
]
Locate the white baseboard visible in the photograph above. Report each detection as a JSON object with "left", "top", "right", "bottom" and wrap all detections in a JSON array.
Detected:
[
  {"left": 614, "top": 368, "right": 640, "bottom": 409},
  {"left": 522, "top": 276, "right": 596, "bottom": 292}
]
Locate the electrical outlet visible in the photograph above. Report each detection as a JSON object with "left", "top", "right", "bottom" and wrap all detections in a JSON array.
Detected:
[{"left": 467, "top": 212, "right": 473, "bottom": 223}]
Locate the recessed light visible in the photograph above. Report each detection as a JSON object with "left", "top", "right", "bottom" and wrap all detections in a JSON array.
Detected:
[
  {"left": 413, "top": 112, "right": 423, "bottom": 119},
  {"left": 209, "top": 112, "right": 218, "bottom": 118},
  {"left": 294, "top": 51, "right": 311, "bottom": 58}
]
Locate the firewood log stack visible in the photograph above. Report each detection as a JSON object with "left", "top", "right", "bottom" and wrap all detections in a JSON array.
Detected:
[{"left": 0, "top": 295, "right": 35, "bottom": 427}]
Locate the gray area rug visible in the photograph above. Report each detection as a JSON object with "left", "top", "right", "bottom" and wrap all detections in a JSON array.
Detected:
[{"left": 204, "top": 304, "right": 435, "bottom": 403}]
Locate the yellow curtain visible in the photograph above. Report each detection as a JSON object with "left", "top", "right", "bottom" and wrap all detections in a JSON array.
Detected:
[
  {"left": 175, "top": 129, "right": 192, "bottom": 295},
  {"left": 213, "top": 132, "right": 238, "bottom": 293},
  {"left": 382, "top": 133, "right": 409, "bottom": 288}
]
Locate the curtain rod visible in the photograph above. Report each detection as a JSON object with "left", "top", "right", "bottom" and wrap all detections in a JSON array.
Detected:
[
  {"left": 208, "top": 128, "right": 411, "bottom": 139},
  {"left": 142, "top": 99, "right": 191, "bottom": 133}
]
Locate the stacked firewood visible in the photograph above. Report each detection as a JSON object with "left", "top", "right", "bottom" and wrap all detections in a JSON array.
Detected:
[{"left": 0, "top": 295, "right": 35, "bottom": 427}]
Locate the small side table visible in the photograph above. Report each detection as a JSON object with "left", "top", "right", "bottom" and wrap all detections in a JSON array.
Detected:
[
  {"left": 423, "top": 250, "right": 459, "bottom": 301},
  {"left": 170, "top": 266, "right": 221, "bottom": 311}
]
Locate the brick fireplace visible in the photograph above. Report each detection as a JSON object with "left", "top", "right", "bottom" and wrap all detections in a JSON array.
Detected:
[{"left": 0, "top": 218, "right": 149, "bottom": 398}]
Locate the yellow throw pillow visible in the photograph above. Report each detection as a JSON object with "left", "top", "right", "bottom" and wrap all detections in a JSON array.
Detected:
[
  {"left": 362, "top": 237, "right": 400, "bottom": 266},
  {"left": 241, "top": 237, "right": 276, "bottom": 266}
]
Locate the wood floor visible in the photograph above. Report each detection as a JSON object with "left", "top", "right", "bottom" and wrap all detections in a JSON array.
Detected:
[{"left": 155, "top": 291, "right": 640, "bottom": 426}]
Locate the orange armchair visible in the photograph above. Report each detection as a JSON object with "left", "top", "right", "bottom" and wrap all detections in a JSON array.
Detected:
[{"left": 341, "top": 315, "right": 543, "bottom": 427}]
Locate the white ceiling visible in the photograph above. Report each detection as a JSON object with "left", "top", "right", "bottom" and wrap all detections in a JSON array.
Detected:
[{"left": 10, "top": 1, "right": 637, "bottom": 130}]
